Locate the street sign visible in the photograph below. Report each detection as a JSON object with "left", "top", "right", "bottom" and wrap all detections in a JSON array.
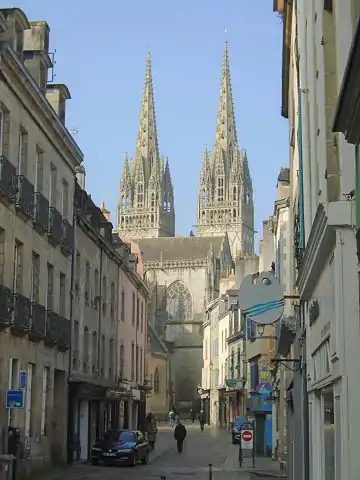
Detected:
[
  {"left": 238, "top": 271, "right": 284, "bottom": 325},
  {"left": 241, "top": 429, "right": 253, "bottom": 450},
  {"left": 19, "top": 370, "right": 27, "bottom": 390},
  {"left": 6, "top": 390, "right": 24, "bottom": 409}
]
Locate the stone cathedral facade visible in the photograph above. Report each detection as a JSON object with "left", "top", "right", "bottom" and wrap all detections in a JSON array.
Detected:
[{"left": 116, "top": 43, "right": 253, "bottom": 413}]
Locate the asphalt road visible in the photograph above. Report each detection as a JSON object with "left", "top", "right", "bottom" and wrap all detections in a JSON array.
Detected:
[{"left": 34, "top": 423, "right": 285, "bottom": 480}]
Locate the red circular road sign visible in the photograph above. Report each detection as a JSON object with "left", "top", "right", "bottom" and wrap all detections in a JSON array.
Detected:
[{"left": 242, "top": 430, "right": 253, "bottom": 442}]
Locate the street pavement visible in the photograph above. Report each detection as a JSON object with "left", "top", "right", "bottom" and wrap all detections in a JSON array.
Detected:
[{"left": 32, "top": 422, "right": 286, "bottom": 480}]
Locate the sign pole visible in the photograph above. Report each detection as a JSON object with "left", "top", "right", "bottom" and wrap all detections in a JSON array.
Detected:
[{"left": 253, "top": 426, "right": 255, "bottom": 468}]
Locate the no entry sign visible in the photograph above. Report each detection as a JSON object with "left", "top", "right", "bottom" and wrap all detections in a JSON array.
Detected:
[{"left": 241, "top": 429, "right": 253, "bottom": 450}]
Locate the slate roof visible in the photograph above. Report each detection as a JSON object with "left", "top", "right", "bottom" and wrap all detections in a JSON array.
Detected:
[
  {"left": 148, "top": 323, "right": 168, "bottom": 354},
  {"left": 136, "top": 236, "right": 226, "bottom": 263}
]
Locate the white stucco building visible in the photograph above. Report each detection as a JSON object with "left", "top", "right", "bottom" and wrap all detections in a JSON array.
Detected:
[{"left": 274, "top": 1, "right": 360, "bottom": 479}]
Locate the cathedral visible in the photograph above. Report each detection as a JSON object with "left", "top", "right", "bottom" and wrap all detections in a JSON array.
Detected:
[{"left": 116, "top": 42, "right": 254, "bottom": 413}]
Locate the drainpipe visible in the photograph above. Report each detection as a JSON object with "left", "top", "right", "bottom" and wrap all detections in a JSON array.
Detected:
[{"left": 67, "top": 173, "right": 78, "bottom": 464}]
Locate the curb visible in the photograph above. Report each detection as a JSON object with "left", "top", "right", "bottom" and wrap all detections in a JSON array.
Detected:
[{"left": 250, "top": 473, "right": 287, "bottom": 478}]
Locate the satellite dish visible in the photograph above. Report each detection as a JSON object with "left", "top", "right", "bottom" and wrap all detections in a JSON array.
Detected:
[{"left": 238, "top": 271, "right": 284, "bottom": 325}]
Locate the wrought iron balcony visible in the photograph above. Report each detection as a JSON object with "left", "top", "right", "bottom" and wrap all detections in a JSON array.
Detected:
[
  {"left": 47, "top": 207, "right": 63, "bottom": 246},
  {"left": 0, "top": 284, "right": 12, "bottom": 329},
  {"left": 61, "top": 220, "right": 73, "bottom": 256},
  {"left": 12, "top": 293, "right": 31, "bottom": 333},
  {"left": 46, "top": 310, "right": 70, "bottom": 350},
  {"left": 33, "top": 192, "right": 49, "bottom": 233},
  {"left": 0, "top": 155, "right": 16, "bottom": 203},
  {"left": 16, "top": 175, "right": 34, "bottom": 219},
  {"left": 30, "top": 302, "right": 46, "bottom": 338}
]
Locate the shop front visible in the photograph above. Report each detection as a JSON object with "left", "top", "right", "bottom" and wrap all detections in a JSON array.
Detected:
[{"left": 198, "top": 388, "right": 210, "bottom": 425}]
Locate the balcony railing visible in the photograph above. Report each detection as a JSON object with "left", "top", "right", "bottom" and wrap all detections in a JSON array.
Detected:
[
  {"left": 12, "top": 293, "right": 31, "bottom": 333},
  {"left": 48, "top": 207, "right": 63, "bottom": 246},
  {"left": 46, "top": 311, "right": 70, "bottom": 350},
  {"left": 16, "top": 175, "right": 34, "bottom": 219},
  {"left": 33, "top": 192, "right": 49, "bottom": 233},
  {"left": 61, "top": 219, "right": 73, "bottom": 256},
  {"left": 0, "top": 284, "right": 12, "bottom": 328},
  {"left": 0, "top": 155, "right": 16, "bottom": 203},
  {"left": 30, "top": 302, "right": 46, "bottom": 338}
]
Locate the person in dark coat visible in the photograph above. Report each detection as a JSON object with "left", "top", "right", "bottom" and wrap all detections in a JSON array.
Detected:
[
  {"left": 199, "top": 411, "right": 205, "bottom": 431},
  {"left": 174, "top": 420, "right": 187, "bottom": 453}
]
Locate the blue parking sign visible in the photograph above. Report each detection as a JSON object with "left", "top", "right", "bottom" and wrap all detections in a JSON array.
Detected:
[{"left": 6, "top": 390, "right": 24, "bottom": 409}]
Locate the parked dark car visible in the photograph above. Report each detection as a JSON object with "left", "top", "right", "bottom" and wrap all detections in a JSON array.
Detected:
[
  {"left": 91, "top": 429, "right": 150, "bottom": 466},
  {"left": 231, "top": 416, "right": 247, "bottom": 444}
]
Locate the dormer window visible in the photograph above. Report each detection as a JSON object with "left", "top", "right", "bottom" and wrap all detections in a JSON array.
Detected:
[{"left": 13, "top": 25, "right": 23, "bottom": 58}]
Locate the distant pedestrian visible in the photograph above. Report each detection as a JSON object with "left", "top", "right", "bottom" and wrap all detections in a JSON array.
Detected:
[
  {"left": 174, "top": 420, "right": 187, "bottom": 453},
  {"left": 190, "top": 409, "right": 196, "bottom": 423},
  {"left": 146, "top": 413, "right": 158, "bottom": 451},
  {"left": 168, "top": 409, "right": 175, "bottom": 427},
  {"left": 174, "top": 413, "right": 180, "bottom": 426},
  {"left": 199, "top": 410, "right": 205, "bottom": 431}
]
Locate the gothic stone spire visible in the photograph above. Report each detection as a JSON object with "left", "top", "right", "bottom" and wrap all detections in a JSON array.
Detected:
[
  {"left": 214, "top": 41, "right": 238, "bottom": 154},
  {"left": 116, "top": 52, "right": 175, "bottom": 239},
  {"left": 196, "top": 41, "right": 254, "bottom": 259}
]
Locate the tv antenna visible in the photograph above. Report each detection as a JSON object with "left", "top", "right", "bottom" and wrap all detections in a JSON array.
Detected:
[
  {"left": 69, "top": 128, "right": 79, "bottom": 139},
  {"left": 48, "top": 49, "right": 57, "bottom": 83}
]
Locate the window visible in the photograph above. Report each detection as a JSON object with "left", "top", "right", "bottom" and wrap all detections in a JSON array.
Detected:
[
  {"left": 94, "top": 269, "right": 99, "bottom": 308},
  {"left": 13, "top": 240, "right": 23, "bottom": 294},
  {"left": 35, "top": 147, "right": 44, "bottom": 193},
  {"left": 154, "top": 368, "right": 160, "bottom": 393},
  {"left": 166, "top": 281, "right": 192, "bottom": 322},
  {"left": 75, "top": 251, "right": 80, "bottom": 295},
  {"left": 73, "top": 321, "right": 79, "bottom": 367},
  {"left": 83, "top": 327, "right": 89, "bottom": 371},
  {"left": 121, "top": 288, "right": 125, "bottom": 321},
  {"left": 17, "top": 127, "right": 28, "bottom": 175},
  {"left": 0, "top": 105, "right": 10, "bottom": 157},
  {"left": 217, "top": 177, "right": 224, "bottom": 202},
  {"left": 92, "top": 332, "right": 97, "bottom": 372},
  {"left": 109, "top": 338, "right": 114, "bottom": 379},
  {"left": 250, "top": 360, "right": 259, "bottom": 391},
  {"left": 131, "top": 342, "right": 135, "bottom": 381},
  {"left": 140, "top": 347, "right": 143, "bottom": 384},
  {"left": 141, "top": 302, "right": 144, "bottom": 332},
  {"left": 110, "top": 282, "right": 115, "bottom": 321},
  {"left": 40, "top": 367, "right": 49, "bottom": 436},
  {"left": 136, "top": 345, "right": 139, "bottom": 382},
  {"left": 85, "top": 262, "right": 90, "bottom": 303},
  {"left": 61, "top": 179, "right": 69, "bottom": 220},
  {"left": 0, "top": 228, "right": 5, "bottom": 285},
  {"left": 120, "top": 343, "right": 124, "bottom": 378},
  {"left": 136, "top": 297, "right": 139, "bottom": 329},
  {"left": 25, "top": 363, "right": 36, "bottom": 437},
  {"left": 59, "top": 273, "right": 66, "bottom": 317},
  {"left": 49, "top": 164, "right": 57, "bottom": 207},
  {"left": 137, "top": 183, "right": 144, "bottom": 207},
  {"left": 101, "top": 335, "right": 105, "bottom": 375},
  {"left": 31, "top": 252, "right": 40, "bottom": 303},
  {"left": 132, "top": 292, "right": 135, "bottom": 325},
  {"left": 102, "top": 276, "right": 107, "bottom": 314},
  {"left": 46, "top": 263, "right": 54, "bottom": 311}
]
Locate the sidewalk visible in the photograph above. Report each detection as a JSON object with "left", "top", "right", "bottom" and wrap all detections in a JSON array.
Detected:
[{"left": 222, "top": 443, "right": 286, "bottom": 478}]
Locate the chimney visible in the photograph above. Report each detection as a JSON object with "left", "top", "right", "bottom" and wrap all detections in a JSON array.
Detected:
[
  {"left": 75, "top": 165, "right": 85, "bottom": 189},
  {"left": 23, "top": 21, "right": 52, "bottom": 92},
  {"left": 46, "top": 84, "right": 71, "bottom": 124},
  {"left": 100, "top": 202, "right": 111, "bottom": 222},
  {"left": 0, "top": 8, "right": 30, "bottom": 59}
]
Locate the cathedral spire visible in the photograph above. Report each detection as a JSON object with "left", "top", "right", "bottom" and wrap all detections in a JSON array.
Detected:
[
  {"left": 214, "top": 41, "right": 238, "bottom": 152},
  {"left": 136, "top": 52, "right": 159, "bottom": 168}
]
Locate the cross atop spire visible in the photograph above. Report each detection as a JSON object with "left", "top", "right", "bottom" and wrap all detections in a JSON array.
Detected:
[
  {"left": 214, "top": 41, "right": 238, "bottom": 152},
  {"left": 136, "top": 51, "right": 159, "bottom": 170}
]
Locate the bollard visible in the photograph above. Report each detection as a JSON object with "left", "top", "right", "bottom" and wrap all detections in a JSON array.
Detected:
[{"left": 208, "top": 463, "right": 213, "bottom": 480}]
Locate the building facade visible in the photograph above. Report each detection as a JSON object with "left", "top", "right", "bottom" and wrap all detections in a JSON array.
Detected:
[
  {"left": 0, "top": 8, "right": 82, "bottom": 474},
  {"left": 273, "top": 1, "right": 360, "bottom": 479}
]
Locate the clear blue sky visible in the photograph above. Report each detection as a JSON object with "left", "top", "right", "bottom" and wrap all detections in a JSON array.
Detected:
[{"left": 16, "top": 0, "right": 287, "bottom": 247}]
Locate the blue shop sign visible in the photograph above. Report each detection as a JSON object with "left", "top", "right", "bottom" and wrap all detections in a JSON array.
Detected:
[
  {"left": 6, "top": 390, "right": 24, "bottom": 409},
  {"left": 250, "top": 394, "right": 272, "bottom": 413}
]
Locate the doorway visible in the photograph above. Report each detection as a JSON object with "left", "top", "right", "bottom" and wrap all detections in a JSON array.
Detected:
[{"left": 255, "top": 414, "right": 265, "bottom": 454}]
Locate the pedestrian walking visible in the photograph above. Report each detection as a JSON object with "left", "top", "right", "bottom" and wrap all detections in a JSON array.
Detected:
[
  {"left": 199, "top": 410, "right": 205, "bottom": 431},
  {"left": 174, "top": 419, "right": 187, "bottom": 453},
  {"left": 168, "top": 408, "right": 175, "bottom": 427},
  {"left": 146, "top": 413, "right": 158, "bottom": 451},
  {"left": 174, "top": 413, "right": 180, "bottom": 426},
  {"left": 190, "top": 409, "right": 196, "bottom": 423}
]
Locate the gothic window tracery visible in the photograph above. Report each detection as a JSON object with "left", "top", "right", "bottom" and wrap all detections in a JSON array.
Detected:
[
  {"left": 201, "top": 189, "right": 206, "bottom": 208},
  {"left": 232, "top": 186, "right": 237, "bottom": 201},
  {"left": 166, "top": 281, "right": 192, "bottom": 323},
  {"left": 217, "top": 177, "right": 224, "bottom": 202},
  {"left": 137, "top": 183, "right": 144, "bottom": 207}
]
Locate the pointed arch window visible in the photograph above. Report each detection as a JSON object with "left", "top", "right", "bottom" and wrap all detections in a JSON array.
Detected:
[
  {"left": 245, "top": 191, "right": 251, "bottom": 206},
  {"left": 166, "top": 281, "right": 192, "bottom": 323},
  {"left": 201, "top": 189, "right": 206, "bottom": 208},
  {"left": 137, "top": 183, "right": 144, "bottom": 207},
  {"left": 154, "top": 367, "right": 160, "bottom": 393},
  {"left": 151, "top": 193, "right": 155, "bottom": 208},
  {"left": 232, "top": 186, "right": 237, "bottom": 201},
  {"left": 217, "top": 177, "right": 224, "bottom": 202}
]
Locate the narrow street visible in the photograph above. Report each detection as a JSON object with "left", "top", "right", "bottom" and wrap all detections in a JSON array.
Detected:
[{"left": 33, "top": 424, "right": 285, "bottom": 480}]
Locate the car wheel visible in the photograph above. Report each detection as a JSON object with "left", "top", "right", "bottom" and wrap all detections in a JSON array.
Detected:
[
  {"left": 91, "top": 458, "right": 99, "bottom": 466},
  {"left": 131, "top": 452, "right": 137, "bottom": 467},
  {"left": 141, "top": 452, "right": 149, "bottom": 465}
]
